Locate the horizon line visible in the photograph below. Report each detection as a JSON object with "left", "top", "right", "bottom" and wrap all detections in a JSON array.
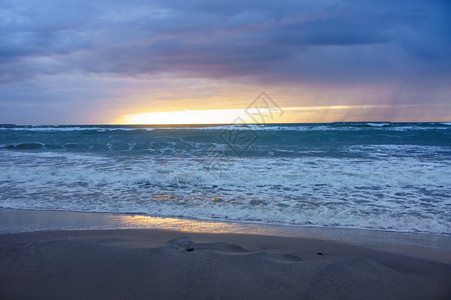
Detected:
[{"left": 1, "top": 121, "right": 450, "bottom": 127}]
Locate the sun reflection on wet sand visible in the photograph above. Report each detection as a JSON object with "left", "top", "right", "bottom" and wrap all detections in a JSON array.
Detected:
[
  {"left": 1, "top": 208, "right": 449, "bottom": 263},
  {"left": 105, "top": 214, "right": 451, "bottom": 261},
  {"left": 109, "top": 214, "right": 273, "bottom": 235}
]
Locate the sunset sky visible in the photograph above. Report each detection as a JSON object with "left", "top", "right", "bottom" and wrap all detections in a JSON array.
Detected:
[{"left": 1, "top": 0, "right": 450, "bottom": 124}]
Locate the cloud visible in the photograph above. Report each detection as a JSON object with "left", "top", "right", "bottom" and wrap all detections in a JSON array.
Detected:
[
  {"left": 0, "top": 0, "right": 450, "bottom": 123},
  {"left": 1, "top": 0, "right": 450, "bottom": 82}
]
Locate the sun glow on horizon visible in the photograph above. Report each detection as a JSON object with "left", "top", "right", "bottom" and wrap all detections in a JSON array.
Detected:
[
  {"left": 115, "top": 104, "right": 447, "bottom": 125},
  {"left": 117, "top": 109, "right": 255, "bottom": 125}
]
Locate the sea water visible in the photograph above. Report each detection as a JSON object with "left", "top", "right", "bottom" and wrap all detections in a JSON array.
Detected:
[{"left": 0, "top": 122, "right": 450, "bottom": 234}]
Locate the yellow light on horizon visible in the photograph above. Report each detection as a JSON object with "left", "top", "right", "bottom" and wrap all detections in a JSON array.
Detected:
[
  {"left": 117, "top": 109, "right": 254, "bottom": 125},
  {"left": 115, "top": 104, "right": 420, "bottom": 125}
]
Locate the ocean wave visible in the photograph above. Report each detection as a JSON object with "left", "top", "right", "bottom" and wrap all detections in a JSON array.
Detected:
[
  {"left": 1, "top": 142, "right": 46, "bottom": 150},
  {"left": 0, "top": 152, "right": 449, "bottom": 234},
  {"left": 366, "top": 122, "right": 390, "bottom": 127},
  {"left": 1, "top": 123, "right": 450, "bottom": 133}
]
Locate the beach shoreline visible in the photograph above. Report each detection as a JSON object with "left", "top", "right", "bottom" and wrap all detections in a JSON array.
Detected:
[
  {"left": 0, "top": 208, "right": 450, "bottom": 299},
  {"left": 1, "top": 207, "right": 450, "bottom": 261}
]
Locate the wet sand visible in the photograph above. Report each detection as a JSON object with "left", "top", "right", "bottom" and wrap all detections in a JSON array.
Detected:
[{"left": 1, "top": 228, "right": 450, "bottom": 299}]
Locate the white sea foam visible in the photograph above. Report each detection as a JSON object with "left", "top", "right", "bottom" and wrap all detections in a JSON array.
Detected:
[
  {"left": 1, "top": 123, "right": 449, "bottom": 132},
  {"left": 1, "top": 151, "right": 449, "bottom": 234},
  {"left": 154, "top": 123, "right": 450, "bottom": 132},
  {"left": 366, "top": 122, "right": 390, "bottom": 127}
]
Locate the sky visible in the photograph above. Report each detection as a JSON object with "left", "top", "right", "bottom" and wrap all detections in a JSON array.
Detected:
[{"left": 0, "top": 0, "right": 450, "bottom": 124}]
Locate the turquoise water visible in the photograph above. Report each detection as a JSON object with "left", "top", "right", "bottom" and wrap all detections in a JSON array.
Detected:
[{"left": 1, "top": 122, "right": 450, "bottom": 233}]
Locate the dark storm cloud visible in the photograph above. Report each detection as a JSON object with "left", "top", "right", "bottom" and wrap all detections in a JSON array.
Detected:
[{"left": 1, "top": 0, "right": 450, "bottom": 84}]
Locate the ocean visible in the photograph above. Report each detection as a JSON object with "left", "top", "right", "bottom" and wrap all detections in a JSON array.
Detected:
[{"left": 0, "top": 122, "right": 450, "bottom": 234}]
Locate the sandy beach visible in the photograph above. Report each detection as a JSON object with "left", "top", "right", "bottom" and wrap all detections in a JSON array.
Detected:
[{"left": 1, "top": 222, "right": 450, "bottom": 299}]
